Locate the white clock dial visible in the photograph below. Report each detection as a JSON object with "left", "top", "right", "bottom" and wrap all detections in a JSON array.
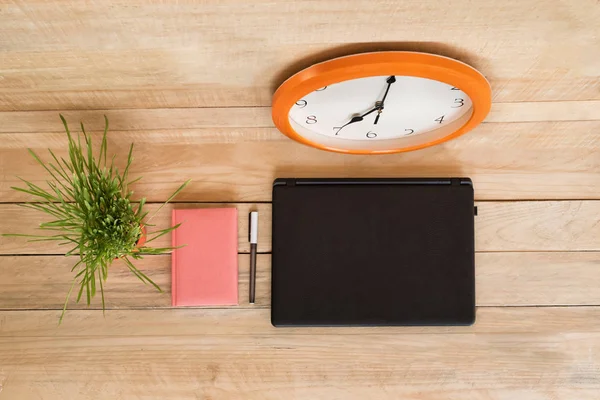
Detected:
[{"left": 287, "top": 76, "right": 474, "bottom": 152}]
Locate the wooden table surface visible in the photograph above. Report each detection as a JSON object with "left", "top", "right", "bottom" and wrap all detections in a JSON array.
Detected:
[{"left": 1, "top": 1, "right": 600, "bottom": 399}]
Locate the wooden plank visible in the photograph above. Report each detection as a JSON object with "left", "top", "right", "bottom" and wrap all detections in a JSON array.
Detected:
[
  {"left": 0, "top": 308, "right": 599, "bottom": 399},
  {"left": 2, "top": 307, "right": 600, "bottom": 336},
  {"left": 1, "top": 252, "right": 599, "bottom": 310},
  {"left": 2, "top": 201, "right": 599, "bottom": 255},
  {"left": 1, "top": 1, "right": 599, "bottom": 111},
  {"left": 0, "top": 108, "right": 274, "bottom": 133},
  {"left": 0, "top": 121, "right": 599, "bottom": 202},
  {"left": 475, "top": 201, "right": 600, "bottom": 251},
  {"left": 1, "top": 101, "right": 599, "bottom": 133},
  {"left": 487, "top": 101, "right": 600, "bottom": 123},
  {"left": 0, "top": 128, "right": 283, "bottom": 148},
  {"left": 0, "top": 203, "right": 272, "bottom": 254},
  {"left": 476, "top": 252, "right": 600, "bottom": 306},
  {"left": 0, "top": 254, "right": 270, "bottom": 310}
]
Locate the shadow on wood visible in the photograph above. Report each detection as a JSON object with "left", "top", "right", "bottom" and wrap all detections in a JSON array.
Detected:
[{"left": 270, "top": 42, "right": 483, "bottom": 93}]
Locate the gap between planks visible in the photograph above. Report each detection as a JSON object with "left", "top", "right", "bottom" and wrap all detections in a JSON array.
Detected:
[{"left": 1, "top": 101, "right": 599, "bottom": 133}]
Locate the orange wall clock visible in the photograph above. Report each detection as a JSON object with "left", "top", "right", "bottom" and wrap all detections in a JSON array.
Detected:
[{"left": 272, "top": 51, "right": 492, "bottom": 154}]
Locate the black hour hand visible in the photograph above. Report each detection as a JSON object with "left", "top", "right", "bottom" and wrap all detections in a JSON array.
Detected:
[
  {"left": 341, "top": 114, "right": 365, "bottom": 128},
  {"left": 335, "top": 107, "right": 379, "bottom": 134},
  {"left": 348, "top": 115, "right": 364, "bottom": 124}
]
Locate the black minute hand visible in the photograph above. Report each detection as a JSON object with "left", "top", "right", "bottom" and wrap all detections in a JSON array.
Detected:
[{"left": 374, "top": 75, "right": 396, "bottom": 125}]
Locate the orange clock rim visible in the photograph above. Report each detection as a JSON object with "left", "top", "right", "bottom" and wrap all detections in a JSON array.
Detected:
[{"left": 272, "top": 51, "right": 492, "bottom": 154}]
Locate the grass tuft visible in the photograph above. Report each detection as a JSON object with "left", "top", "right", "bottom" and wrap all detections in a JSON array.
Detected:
[{"left": 3, "top": 115, "right": 190, "bottom": 323}]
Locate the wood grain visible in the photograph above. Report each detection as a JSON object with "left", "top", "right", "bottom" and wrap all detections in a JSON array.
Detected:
[
  {"left": 0, "top": 203, "right": 272, "bottom": 254},
  {"left": 1, "top": 100, "right": 599, "bottom": 133},
  {"left": 0, "top": 0, "right": 600, "bottom": 400},
  {"left": 475, "top": 201, "right": 600, "bottom": 252},
  {"left": 3, "top": 307, "right": 600, "bottom": 337},
  {"left": 2, "top": 1, "right": 600, "bottom": 397},
  {"left": 0, "top": 308, "right": 599, "bottom": 399},
  {"left": 0, "top": 108, "right": 274, "bottom": 133},
  {"left": 487, "top": 101, "right": 600, "bottom": 123},
  {"left": 1, "top": 0, "right": 599, "bottom": 111},
  {"left": 0, "top": 254, "right": 270, "bottom": 310},
  {"left": 477, "top": 252, "right": 600, "bottom": 306},
  {"left": 1, "top": 121, "right": 599, "bottom": 202},
  {"left": 2, "top": 201, "right": 599, "bottom": 255},
  {"left": 1, "top": 252, "right": 599, "bottom": 310}
]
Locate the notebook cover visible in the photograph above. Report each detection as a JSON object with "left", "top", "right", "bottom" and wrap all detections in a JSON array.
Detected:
[{"left": 172, "top": 208, "right": 238, "bottom": 306}]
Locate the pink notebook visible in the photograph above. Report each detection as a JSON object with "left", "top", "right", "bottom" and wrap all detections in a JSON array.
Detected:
[{"left": 171, "top": 208, "right": 238, "bottom": 306}]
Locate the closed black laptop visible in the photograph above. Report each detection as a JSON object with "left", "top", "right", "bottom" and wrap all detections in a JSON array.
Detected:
[{"left": 271, "top": 178, "right": 476, "bottom": 327}]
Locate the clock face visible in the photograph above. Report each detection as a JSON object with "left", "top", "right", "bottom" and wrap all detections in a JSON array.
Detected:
[{"left": 287, "top": 75, "right": 474, "bottom": 152}]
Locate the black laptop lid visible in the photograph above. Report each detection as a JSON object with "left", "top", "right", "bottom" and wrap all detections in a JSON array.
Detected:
[{"left": 271, "top": 178, "right": 475, "bottom": 327}]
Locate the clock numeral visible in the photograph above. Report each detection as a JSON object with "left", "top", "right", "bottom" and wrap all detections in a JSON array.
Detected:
[
  {"left": 295, "top": 100, "right": 307, "bottom": 108},
  {"left": 316, "top": 86, "right": 327, "bottom": 91},
  {"left": 366, "top": 131, "right": 377, "bottom": 139},
  {"left": 306, "top": 115, "right": 318, "bottom": 124},
  {"left": 451, "top": 87, "right": 460, "bottom": 90},
  {"left": 452, "top": 98, "right": 465, "bottom": 108},
  {"left": 404, "top": 129, "right": 414, "bottom": 135},
  {"left": 434, "top": 115, "right": 445, "bottom": 124},
  {"left": 333, "top": 126, "right": 342, "bottom": 135}
]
